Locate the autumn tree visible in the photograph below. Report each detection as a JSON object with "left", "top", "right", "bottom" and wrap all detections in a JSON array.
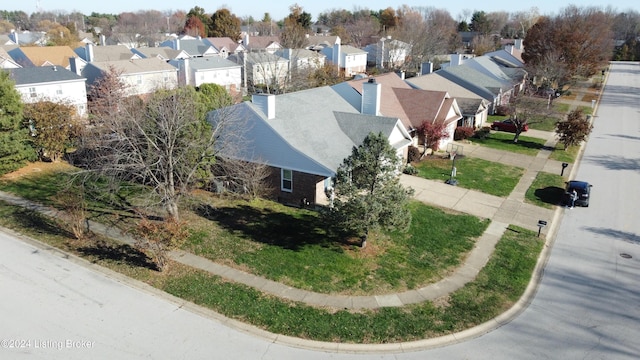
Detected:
[
  {"left": 378, "top": 7, "right": 398, "bottom": 32},
  {"left": 325, "top": 132, "right": 413, "bottom": 247},
  {"left": 209, "top": 8, "right": 241, "bottom": 41},
  {"left": 23, "top": 100, "right": 80, "bottom": 162},
  {"left": 417, "top": 121, "right": 450, "bottom": 153},
  {"left": 556, "top": 108, "right": 593, "bottom": 149},
  {"left": 183, "top": 16, "right": 207, "bottom": 38},
  {"left": 280, "top": 4, "right": 311, "bottom": 49},
  {"left": 87, "top": 66, "right": 128, "bottom": 123},
  {"left": 46, "top": 24, "right": 79, "bottom": 46},
  {"left": 0, "top": 71, "right": 37, "bottom": 175},
  {"left": 523, "top": 6, "right": 614, "bottom": 87}
]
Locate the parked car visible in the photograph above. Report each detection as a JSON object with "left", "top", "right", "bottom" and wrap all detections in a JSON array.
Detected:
[
  {"left": 490, "top": 119, "right": 528, "bottom": 133},
  {"left": 564, "top": 180, "right": 592, "bottom": 207}
]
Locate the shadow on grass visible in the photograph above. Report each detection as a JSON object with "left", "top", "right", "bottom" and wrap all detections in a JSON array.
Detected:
[
  {"left": 195, "top": 204, "right": 347, "bottom": 251},
  {"left": 533, "top": 186, "right": 565, "bottom": 206},
  {"left": 498, "top": 137, "right": 546, "bottom": 150},
  {"left": 11, "top": 208, "right": 74, "bottom": 238},
  {"left": 77, "top": 241, "right": 159, "bottom": 271}
]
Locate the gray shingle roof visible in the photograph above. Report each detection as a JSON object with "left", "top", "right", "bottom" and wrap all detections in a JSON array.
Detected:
[
  {"left": 7, "top": 66, "right": 85, "bottom": 85},
  {"left": 187, "top": 57, "right": 241, "bottom": 70}
]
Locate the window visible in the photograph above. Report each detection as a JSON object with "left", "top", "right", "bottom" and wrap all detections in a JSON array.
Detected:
[
  {"left": 56, "top": 85, "right": 63, "bottom": 95},
  {"left": 29, "top": 87, "right": 37, "bottom": 98},
  {"left": 281, "top": 169, "right": 292, "bottom": 192},
  {"left": 136, "top": 75, "right": 143, "bottom": 85}
]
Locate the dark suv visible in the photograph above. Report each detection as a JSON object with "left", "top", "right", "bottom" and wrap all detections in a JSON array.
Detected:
[{"left": 564, "top": 180, "right": 592, "bottom": 207}]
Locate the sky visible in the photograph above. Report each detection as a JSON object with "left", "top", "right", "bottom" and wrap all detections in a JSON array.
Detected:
[{"left": 3, "top": 0, "right": 640, "bottom": 21}]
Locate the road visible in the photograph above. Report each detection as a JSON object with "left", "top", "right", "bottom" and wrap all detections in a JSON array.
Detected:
[{"left": 1, "top": 62, "right": 639, "bottom": 359}]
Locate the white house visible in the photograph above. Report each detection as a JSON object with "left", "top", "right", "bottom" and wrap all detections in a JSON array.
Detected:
[
  {"left": 170, "top": 57, "right": 242, "bottom": 94},
  {"left": 321, "top": 44, "right": 367, "bottom": 77},
  {"left": 364, "top": 37, "right": 411, "bottom": 69},
  {"left": 80, "top": 58, "right": 178, "bottom": 97},
  {"left": 7, "top": 66, "right": 88, "bottom": 117}
]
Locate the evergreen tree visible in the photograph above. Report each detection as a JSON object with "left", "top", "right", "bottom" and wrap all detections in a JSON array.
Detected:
[
  {"left": 0, "top": 71, "right": 36, "bottom": 175},
  {"left": 209, "top": 8, "right": 242, "bottom": 41},
  {"left": 326, "top": 132, "right": 413, "bottom": 246}
]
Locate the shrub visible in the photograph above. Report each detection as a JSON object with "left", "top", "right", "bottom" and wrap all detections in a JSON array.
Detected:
[
  {"left": 403, "top": 164, "right": 418, "bottom": 175},
  {"left": 474, "top": 127, "right": 491, "bottom": 140},
  {"left": 454, "top": 126, "right": 475, "bottom": 141},
  {"left": 407, "top": 145, "right": 421, "bottom": 163}
]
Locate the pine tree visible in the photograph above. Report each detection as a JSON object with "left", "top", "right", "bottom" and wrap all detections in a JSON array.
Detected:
[
  {"left": 0, "top": 71, "right": 36, "bottom": 175},
  {"left": 326, "top": 132, "right": 413, "bottom": 246}
]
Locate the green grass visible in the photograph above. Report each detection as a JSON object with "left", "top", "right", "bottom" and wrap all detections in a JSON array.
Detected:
[
  {"left": 0, "top": 199, "right": 543, "bottom": 343},
  {"left": 185, "top": 199, "right": 489, "bottom": 294},
  {"left": 524, "top": 172, "right": 567, "bottom": 209},
  {"left": 469, "top": 132, "right": 547, "bottom": 156},
  {"left": 549, "top": 142, "right": 580, "bottom": 163},
  {"left": 412, "top": 156, "right": 525, "bottom": 197}
]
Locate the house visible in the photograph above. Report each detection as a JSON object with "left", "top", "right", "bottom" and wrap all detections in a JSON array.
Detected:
[
  {"left": 0, "top": 47, "right": 20, "bottom": 69},
  {"left": 80, "top": 58, "right": 178, "bottom": 96},
  {"left": 407, "top": 66, "right": 490, "bottom": 128},
  {"left": 159, "top": 37, "right": 219, "bottom": 58},
  {"left": 169, "top": 57, "right": 242, "bottom": 94},
  {"left": 321, "top": 44, "right": 367, "bottom": 77},
  {"left": 131, "top": 46, "right": 191, "bottom": 62},
  {"left": 209, "top": 85, "right": 412, "bottom": 206},
  {"left": 203, "top": 37, "right": 247, "bottom": 58},
  {"left": 74, "top": 43, "right": 141, "bottom": 63},
  {"left": 8, "top": 30, "right": 46, "bottom": 46},
  {"left": 338, "top": 73, "right": 462, "bottom": 150},
  {"left": 7, "top": 66, "right": 88, "bottom": 117},
  {"left": 274, "top": 48, "right": 325, "bottom": 72},
  {"left": 0, "top": 34, "right": 17, "bottom": 46},
  {"left": 460, "top": 56, "right": 527, "bottom": 95},
  {"left": 241, "top": 52, "right": 289, "bottom": 90},
  {"left": 436, "top": 60, "right": 515, "bottom": 114},
  {"left": 242, "top": 35, "right": 281, "bottom": 53},
  {"left": 7, "top": 45, "right": 77, "bottom": 70},
  {"left": 364, "top": 37, "right": 411, "bottom": 69}
]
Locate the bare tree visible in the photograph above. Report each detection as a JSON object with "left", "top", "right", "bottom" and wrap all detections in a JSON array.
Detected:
[
  {"left": 76, "top": 86, "right": 241, "bottom": 221},
  {"left": 507, "top": 85, "right": 558, "bottom": 143}
]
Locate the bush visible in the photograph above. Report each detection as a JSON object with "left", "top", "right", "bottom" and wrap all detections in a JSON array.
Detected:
[
  {"left": 454, "top": 126, "right": 475, "bottom": 141},
  {"left": 474, "top": 127, "right": 491, "bottom": 140},
  {"left": 403, "top": 164, "right": 418, "bottom": 175},
  {"left": 494, "top": 105, "right": 511, "bottom": 116},
  {"left": 407, "top": 145, "right": 421, "bottom": 163}
]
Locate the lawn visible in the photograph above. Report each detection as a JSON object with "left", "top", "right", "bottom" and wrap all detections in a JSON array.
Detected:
[
  {"left": 412, "top": 156, "right": 525, "bottom": 197},
  {"left": 524, "top": 172, "right": 567, "bottom": 209},
  {"left": 183, "top": 198, "right": 490, "bottom": 295},
  {"left": 0, "top": 199, "right": 543, "bottom": 343},
  {"left": 549, "top": 142, "right": 581, "bottom": 163},
  {"left": 1, "top": 162, "right": 489, "bottom": 296},
  {"left": 468, "top": 131, "right": 547, "bottom": 156}
]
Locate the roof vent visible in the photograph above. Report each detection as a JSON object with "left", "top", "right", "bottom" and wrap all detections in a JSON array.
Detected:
[
  {"left": 52, "top": 65, "right": 57, "bottom": 71},
  {"left": 367, "top": 78, "right": 376, "bottom": 83}
]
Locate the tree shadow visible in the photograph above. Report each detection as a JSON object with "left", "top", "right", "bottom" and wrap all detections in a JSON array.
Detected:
[
  {"left": 533, "top": 186, "right": 565, "bottom": 206},
  {"left": 500, "top": 137, "right": 546, "bottom": 150},
  {"left": 194, "top": 204, "right": 346, "bottom": 251},
  {"left": 77, "top": 241, "right": 159, "bottom": 271},
  {"left": 583, "top": 227, "right": 640, "bottom": 245},
  {"left": 11, "top": 208, "right": 74, "bottom": 238},
  {"left": 584, "top": 154, "right": 640, "bottom": 172}
]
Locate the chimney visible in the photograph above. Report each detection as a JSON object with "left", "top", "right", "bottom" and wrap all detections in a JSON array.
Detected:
[
  {"left": 420, "top": 62, "right": 433, "bottom": 75},
  {"left": 69, "top": 57, "right": 80, "bottom": 75},
  {"left": 243, "top": 33, "right": 250, "bottom": 46},
  {"left": 99, "top": 34, "right": 106, "bottom": 46},
  {"left": 361, "top": 78, "right": 381, "bottom": 116},
  {"left": 283, "top": 48, "right": 292, "bottom": 60},
  {"left": 174, "top": 38, "right": 180, "bottom": 50},
  {"left": 333, "top": 43, "right": 341, "bottom": 68},
  {"left": 181, "top": 58, "right": 190, "bottom": 86},
  {"left": 399, "top": 70, "right": 405, "bottom": 80},
  {"left": 252, "top": 94, "right": 275, "bottom": 119},
  {"left": 450, "top": 53, "right": 464, "bottom": 66},
  {"left": 514, "top": 39, "right": 523, "bottom": 50},
  {"left": 85, "top": 43, "right": 94, "bottom": 62}
]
